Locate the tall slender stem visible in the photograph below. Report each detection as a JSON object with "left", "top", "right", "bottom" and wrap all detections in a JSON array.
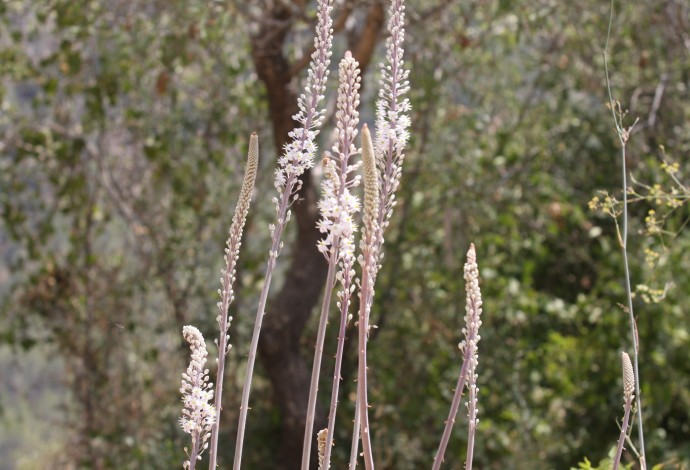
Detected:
[
  {"left": 349, "top": 386, "right": 362, "bottom": 469},
  {"left": 357, "top": 266, "right": 374, "bottom": 470},
  {"left": 612, "top": 400, "right": 634, "bottom": 470},
  {"left": 209, "top": 133, "right": 258, "bottom": 470},
  {"left": 357, "top": 124, "right": 379, "bottom": 470},
  {"left": 465, "top": 390, "right": 477, "bottom": 470},
  {"left": 603, "top": 2, "right": 646, "bottom": 467},
  {"left": 232, "top": 220, "right": 282, "bottom": 470},
  {"left": 189, "top": 438, "right": 200, "bottom": 470},
  {"left": 301, "top": 256, "right": 338, "bottom": 470},
  {"left": 322, "top": 269, "right": 355, "bottom": 468},
  {"left": 431, "top": 356, "right": 470, "bottom": 470},
  {"left": 619, "top": 142, "right": 646, "bottom": 469}
]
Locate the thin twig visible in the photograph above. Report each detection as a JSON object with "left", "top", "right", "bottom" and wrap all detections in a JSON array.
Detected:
[
  {"left": 603, "top": 2, "right": 647, "bottom": 468},
  {"left": 301, "top": 259, "right": 338, "bottom": 470}
]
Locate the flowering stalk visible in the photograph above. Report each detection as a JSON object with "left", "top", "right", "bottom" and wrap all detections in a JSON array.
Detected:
[
  {"left": 302, "top": 51, "right": 362, "bottom": 470},
  {"left": 463, "top": 244, "right": 482, "bottom": 470},
  {"left": 613, "top": 352, "right": 636, "bottom": 470},
  {"left": 180, "top": 326, "right": 217, "bottom": 470},
  {"left": 363, "top": 0, "right": 411, "bottom": 315},
  {"left": 233, "top": 1, "right": 333, "bottom": 469},
  {"left": 433, "top": 244, "right": 483, "bottom": 470},
  {"left": 351, "top": 1, "right": 411, "bottom": 466},
  {"left": 324, "top": 52, "right": 362, "bottom": 470},
  {"left": 208, "top": 133, "right": 259, "bottom": 470},
  {"left": 356, "top": 124, "right": 379, "bottom": 470},
  {"left": 372, "top": 0, "right": 411, "bottom": 265}
]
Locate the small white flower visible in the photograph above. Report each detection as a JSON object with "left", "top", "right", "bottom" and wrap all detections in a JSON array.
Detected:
[
  {"left": 180, "top": 326, "right": 217, "bottom": 466},
  {"left": 181, "top": 418, "right": 197, "bottom": 434}
]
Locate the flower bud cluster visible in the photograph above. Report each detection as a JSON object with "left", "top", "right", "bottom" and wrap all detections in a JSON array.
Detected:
[
  {"left": 361, "top": 125, "right": 379, "bottom": 242},
  {"left": 180, "top": 326, "right": 216, "bottom": 468},
  {"left": 358, "top": 125, "right": 380, "bottom": 315},
  {"left": 459, "top": 245, "right": 482, "bottom": 428},
  {"left": 217, "top": 134, "right": 258, "bottom": 351},
  {"left": 622, "top": 351, "right": 635, "bottom": 402},
  {"left": 317, "top": 428, "right": 329, "bottom": 470}
]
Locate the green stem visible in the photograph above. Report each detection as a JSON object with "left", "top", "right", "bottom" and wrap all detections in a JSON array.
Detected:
[{"left": 603, "top": 1, "right": 646, "bottom": 467}]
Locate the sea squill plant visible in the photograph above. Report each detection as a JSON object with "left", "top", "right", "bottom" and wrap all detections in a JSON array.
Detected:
[
  {"left": 612, "top": 352, "right": 636, "bottom": 470},
  {"left": 373, "top": 0, "right": 412, "bottom": 255},
  {"left": 354, "top": 124, "right": 380, "bottom": 470},
  {"left": 462, "top": 244, "right": 483, "bottom": 470},
  {"left": 171, "top": 0, "right": 658, "bottom": 467},
  {"left": 301, "top": 51, "right": 362, "bottom": 470},
  {"left": 180, "top": 326, "right": 217, "bottom": 470},
  {"left": 432, "top": 244, "right": 483, "bottom": 470},
  {"left": 233, "top": 1, "right": 333, "bottom": 469},
  {"left": 177, "top": 1, "right": 418, "bottom": 468},
  {"left": 208, "top": 133, "right": 259, "bottom": 470},
  {"left": 351, "top": 1, "right": 411, "bottom": 468},
  {"left": 176, "top": 129, "right": 257, "bottom": 470}
]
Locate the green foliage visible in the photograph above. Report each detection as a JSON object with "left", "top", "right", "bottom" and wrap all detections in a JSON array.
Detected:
[
  {"left": 1, "top": 0, "right": 267, "bottom": 466},
  {"left": 570, "top": 446, "right": 645, "bottom": 470}
]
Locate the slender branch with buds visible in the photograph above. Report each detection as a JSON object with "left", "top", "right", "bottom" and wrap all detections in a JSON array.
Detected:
[
  {"left": 612, "top": 352, "right": 636, "bottom": 470},
  {"left": 433, "top": 244, "right": 483, "bottom": 470},
  {"left": 208, "top": 134, "right": 259, "bottom": 470}
]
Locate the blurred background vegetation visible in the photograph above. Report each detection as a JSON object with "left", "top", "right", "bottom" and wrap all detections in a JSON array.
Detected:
[{"left": 1, "top": 0, "right": 688, "bottom": 469}]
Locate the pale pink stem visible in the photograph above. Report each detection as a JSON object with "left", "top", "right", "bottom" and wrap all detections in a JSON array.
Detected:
[
  {"left": 322, "top": 257, "right": 355, "bottom": 468},
  {"left": 357, "top": 259, "right": 375, "bottom": 470},
  {"left": 613, "top": 398, "right": 634, "bottom": 470},
  {"left": 431, "top": 345, "right": 471, "bottom": 470},
  {"left": 349, "top": 386, "right": 362, "bottom": 469},
  {"left": 301, "top": 256, "right": 338, "bottom": 470}
]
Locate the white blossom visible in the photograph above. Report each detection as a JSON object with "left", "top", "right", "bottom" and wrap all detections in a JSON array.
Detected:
[
  {"left": 317, "top": 51, "right": 362, "bottom": 279},
  {"left": 180, "top": 326, "right": 216, "bottom": 469}
]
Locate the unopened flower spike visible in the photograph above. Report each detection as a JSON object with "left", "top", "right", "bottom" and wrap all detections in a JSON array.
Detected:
[
  {"left": 433, "top": 243, "right": 483, "bottom": 470},
  {"left": 622, "top": 351, "right": 635, "bottom": 401},
  {"left": 361, "top": 124, "right": 379, "bottom": 241},
  {"left": 208, "top": 132, "right": 259, "bottom": 470},
  {"left": 613, "top": 352, "right": 637, "bottom": 470}
]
